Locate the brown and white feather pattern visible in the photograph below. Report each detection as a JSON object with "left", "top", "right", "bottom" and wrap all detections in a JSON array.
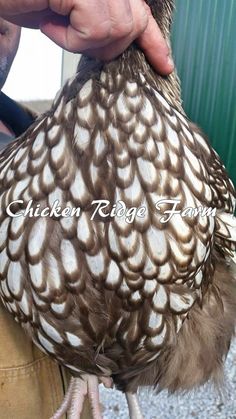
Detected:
[{"left": 0, "top": 59, "right": 235, "bottom": 390}]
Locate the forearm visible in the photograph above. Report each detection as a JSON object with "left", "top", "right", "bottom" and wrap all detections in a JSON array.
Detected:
[
  {"left": 0, "top": 1, "right": 73, "bottom": 28},
  {"left": 0, "top": 0, "right": 50, "bottom": 15},
  {"left": 0, "top": 0, "right": 49, "bottom": 27}
]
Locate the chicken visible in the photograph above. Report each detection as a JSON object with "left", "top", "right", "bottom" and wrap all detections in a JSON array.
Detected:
[{"left": 0, "top": 1, "right": 236, "bottom": 418}]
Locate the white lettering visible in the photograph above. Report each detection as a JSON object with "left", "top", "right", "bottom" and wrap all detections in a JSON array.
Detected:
[{"left": 6, "top": 200, "right": 24, "bottom": 217}]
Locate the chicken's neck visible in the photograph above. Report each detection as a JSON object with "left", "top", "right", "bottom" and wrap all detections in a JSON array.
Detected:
[
  {"left": 138, "top": 0, "right": 182, "bottom": 111},
  {"left": 146, "top": 0, "right": 175, "bottom": 38},
  {"left": 105, "top": 0, "right": 182, "bottom": 113},
  {"left": 111, "top": 46, "right": 183, "bottom": 113},
  {"left": 74, "top": 0, "right": 183, "bottom": 113}
]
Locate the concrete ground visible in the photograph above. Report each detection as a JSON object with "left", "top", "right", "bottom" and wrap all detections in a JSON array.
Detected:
[{"left": 100, "top": 339, "right": 236, "bottom": 419}]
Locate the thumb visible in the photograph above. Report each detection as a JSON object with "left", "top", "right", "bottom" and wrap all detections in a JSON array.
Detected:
[{"left": 137, "top": 7, "right": 174, "bottom": 75}]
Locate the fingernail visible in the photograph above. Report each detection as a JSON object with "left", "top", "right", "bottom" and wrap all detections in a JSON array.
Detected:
[{"left": 167, "top": 55, "right": 174, "bottom": 69}]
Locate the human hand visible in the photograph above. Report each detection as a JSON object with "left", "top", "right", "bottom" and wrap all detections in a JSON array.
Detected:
[{"left": 0, "top": 0, "right": 174, "bottom": 75}]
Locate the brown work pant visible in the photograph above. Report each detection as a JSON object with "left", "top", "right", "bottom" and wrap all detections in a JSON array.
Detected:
[{"left": 0, "top": 303, "right": 68, "bottom": 419}]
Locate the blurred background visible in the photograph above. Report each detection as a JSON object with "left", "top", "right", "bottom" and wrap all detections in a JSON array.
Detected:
[{"left": 172, "top": 0, "right": 236, "bottom": 187}]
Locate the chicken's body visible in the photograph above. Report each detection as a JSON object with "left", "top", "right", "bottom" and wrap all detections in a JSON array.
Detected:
[{"left": 0, "top": 1, "right": 236, "bottom": 417}]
